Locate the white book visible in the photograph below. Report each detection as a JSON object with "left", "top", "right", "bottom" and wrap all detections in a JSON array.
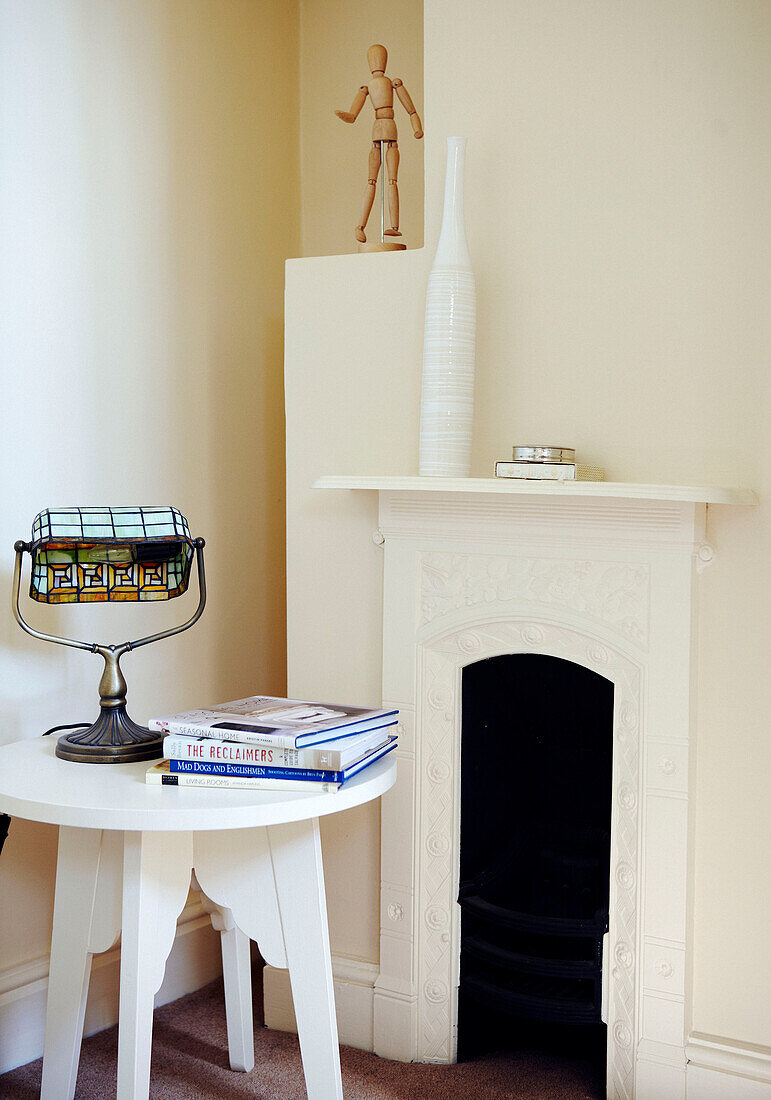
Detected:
[
  {"left": 149, "top": 694, "right": 398, "bottom": 749},
  {"left": 162, "top": 726, "right": 393, "bottom": 771},
  {"left": 494, "top": 461, "right": 604, "bottom": 481}
]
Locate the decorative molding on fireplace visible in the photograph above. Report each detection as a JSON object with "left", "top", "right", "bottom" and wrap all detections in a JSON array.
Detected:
[
  {"left": 315, "top": 478, "right": 755, "bottom": 1100},
  {"left": 413, "top": 618, "right": 642, "bottom": 1098},
  {"left": 419, "top": 552, "right": 651, "bottom": 647}
]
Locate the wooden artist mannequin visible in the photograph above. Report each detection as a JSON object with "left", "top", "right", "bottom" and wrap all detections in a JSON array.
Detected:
[{"left": 335, "top": 43, "right": 423, "bottom": 251}]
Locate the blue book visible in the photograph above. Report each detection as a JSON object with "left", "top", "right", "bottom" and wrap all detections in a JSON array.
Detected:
[{"left": 168, "top": 735, "right": 398, "bottom": 785}]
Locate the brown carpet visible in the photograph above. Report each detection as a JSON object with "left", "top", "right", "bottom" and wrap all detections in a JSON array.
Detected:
[{"left": 0, "top": 969, "right": 604, "bottom": 1099}]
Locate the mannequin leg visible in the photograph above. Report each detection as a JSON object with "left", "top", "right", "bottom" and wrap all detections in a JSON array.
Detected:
[
  {"left": 357, "top": 143, "right": 381, "bottom": 243},
  {"left": 384, "top": 143, "right": 401, "bottom": 235}
]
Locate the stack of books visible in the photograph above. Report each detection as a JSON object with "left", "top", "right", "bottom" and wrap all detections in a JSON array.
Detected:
[{"left": 145, "top": 695, "right": 398, "bottom": 792}]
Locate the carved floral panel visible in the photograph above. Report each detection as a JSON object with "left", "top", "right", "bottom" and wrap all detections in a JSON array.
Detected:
[{"left": 420, "top": 553, "right": 650, "bottom": 649}]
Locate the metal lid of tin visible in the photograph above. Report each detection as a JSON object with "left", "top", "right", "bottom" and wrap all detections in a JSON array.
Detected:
[{"left": 513, "top": 445, "right": 576, "bottom": 463}]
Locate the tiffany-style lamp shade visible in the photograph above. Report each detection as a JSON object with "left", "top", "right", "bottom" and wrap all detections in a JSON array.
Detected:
[{"left": 12, "top": 507, "right": 206, "bottom": 763}]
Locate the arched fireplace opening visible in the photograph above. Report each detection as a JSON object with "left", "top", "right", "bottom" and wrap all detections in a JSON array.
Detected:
[{"left": 457, "top": 653, "right": 614, "bottom": 1077}]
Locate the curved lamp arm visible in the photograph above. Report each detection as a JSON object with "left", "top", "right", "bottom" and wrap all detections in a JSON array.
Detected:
[
  {"left": 126, "top": 538, "right": 207, "bottom": 653},
  {"left": 12, "top": 537, "right": 207, "bottom": 657},
  {"left": 12, "top": 541, "right": 96, "bottom": 653}
]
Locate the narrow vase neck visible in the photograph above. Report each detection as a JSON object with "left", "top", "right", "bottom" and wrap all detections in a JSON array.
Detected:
[{"left": 433, "top": 137, "right": 470, "bottom": 268}]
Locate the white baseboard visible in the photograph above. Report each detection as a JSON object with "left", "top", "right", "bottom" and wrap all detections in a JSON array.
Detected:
[
  {"left": 686, "top": 1033, "right": 771, "bottom": 1099},
  {"left": 264, "top": 954, "right": 378, "bottom": 1053},
  {"left": 0, "top": 899, "right": 222, "bottom": 1076}
]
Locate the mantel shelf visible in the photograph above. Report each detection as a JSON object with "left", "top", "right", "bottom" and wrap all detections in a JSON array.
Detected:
[{"left": 313, "top": 475, "right": 756, "bottom": 507}]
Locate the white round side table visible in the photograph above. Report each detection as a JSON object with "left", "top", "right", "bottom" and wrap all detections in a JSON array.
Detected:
[{"left": 0, "top": 736, "right": 396, "bottom": 1100}]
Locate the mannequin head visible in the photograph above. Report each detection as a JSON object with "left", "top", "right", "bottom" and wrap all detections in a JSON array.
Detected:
[{"left": 367, "top": 44, "right": 388, "bottom": 74}]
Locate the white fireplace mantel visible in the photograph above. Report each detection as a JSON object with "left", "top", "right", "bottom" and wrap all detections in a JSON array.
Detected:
[
  {"left": 314, "top": 476, "right": 755, "bottom": 1100},
  {"left": 313, "top": 474, "right": 755, "bottom": 506}
]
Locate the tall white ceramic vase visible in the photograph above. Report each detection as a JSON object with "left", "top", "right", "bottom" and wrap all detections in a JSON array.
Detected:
[{"left": 419, "top": 136, "right": 476, "bottom": 477}]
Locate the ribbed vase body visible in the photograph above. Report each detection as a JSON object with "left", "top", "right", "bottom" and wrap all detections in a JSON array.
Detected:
[{"left": 419, "top": 137, "right": 476, "bottom": 477}]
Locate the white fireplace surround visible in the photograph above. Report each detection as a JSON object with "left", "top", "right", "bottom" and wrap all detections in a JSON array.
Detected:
[{"left": 313, "top": 476, "right": 755, "bottom": 1100}]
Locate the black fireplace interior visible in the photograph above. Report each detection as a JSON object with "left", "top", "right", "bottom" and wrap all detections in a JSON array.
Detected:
[{"left": 458, "top": 653, "right": 614, "bottom": 1068}]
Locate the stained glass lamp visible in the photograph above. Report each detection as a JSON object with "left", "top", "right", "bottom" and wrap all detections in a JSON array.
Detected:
[{"left": 12, "top": 507, "right": 206, "bottom": 763}]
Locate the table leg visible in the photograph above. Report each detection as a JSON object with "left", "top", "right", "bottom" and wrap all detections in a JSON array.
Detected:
[
  {"left": 268, "top": 817, "right": 343, "bottom": 1100},
  {"left": 195, "top": 828, "right": 288, "bottom": 1074},
  {"left": 41, "top": 827, "right": 105, "bottom": 1100},
  {"left": 117, "top": 831, "right": 193, "bottom": 1100},
  {"left": 220, "top": 923, "right": 254, "bottom": 1072},
  {"left": 194, "top": 823, "right": 341, "bottom": 1098},
  {"left": 195, "top": 878, "right": 255, "bottom": 1073}
]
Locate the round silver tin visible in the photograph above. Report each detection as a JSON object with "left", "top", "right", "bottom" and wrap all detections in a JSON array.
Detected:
[{"left": 513, "top": 445, "right": 576, "bottom": 464}]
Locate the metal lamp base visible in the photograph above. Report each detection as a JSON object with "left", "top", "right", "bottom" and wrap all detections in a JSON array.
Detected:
[{"left": 55, "top": 704, "right": 164, "bottom": 764}]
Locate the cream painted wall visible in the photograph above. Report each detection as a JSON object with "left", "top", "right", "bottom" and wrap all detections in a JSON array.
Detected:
[
  {"left": 286, "top": 0, "right": 769, "bottom": 1052},
  {"left": 299, "top": 0, "right": 423, "bottom": 256},
  {"left": 0, "top": 0, "right": 298, "bottom": 981}
]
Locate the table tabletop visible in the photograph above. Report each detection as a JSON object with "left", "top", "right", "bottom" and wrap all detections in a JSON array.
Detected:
[{"left": 0, "top": 736, "right": 396, "bottom": 831}]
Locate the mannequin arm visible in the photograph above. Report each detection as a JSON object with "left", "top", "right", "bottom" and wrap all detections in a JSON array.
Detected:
[
  {"left": 393, "top": 79, "right": 423, "bottom": 138},
  {"left": 335, "top": 85, "right": 368, "bottom": 124}
]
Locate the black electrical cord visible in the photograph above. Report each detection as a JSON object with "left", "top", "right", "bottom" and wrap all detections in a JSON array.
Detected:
[{"left": 42, "top": 722, "right": 91, "bottom": 736}]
